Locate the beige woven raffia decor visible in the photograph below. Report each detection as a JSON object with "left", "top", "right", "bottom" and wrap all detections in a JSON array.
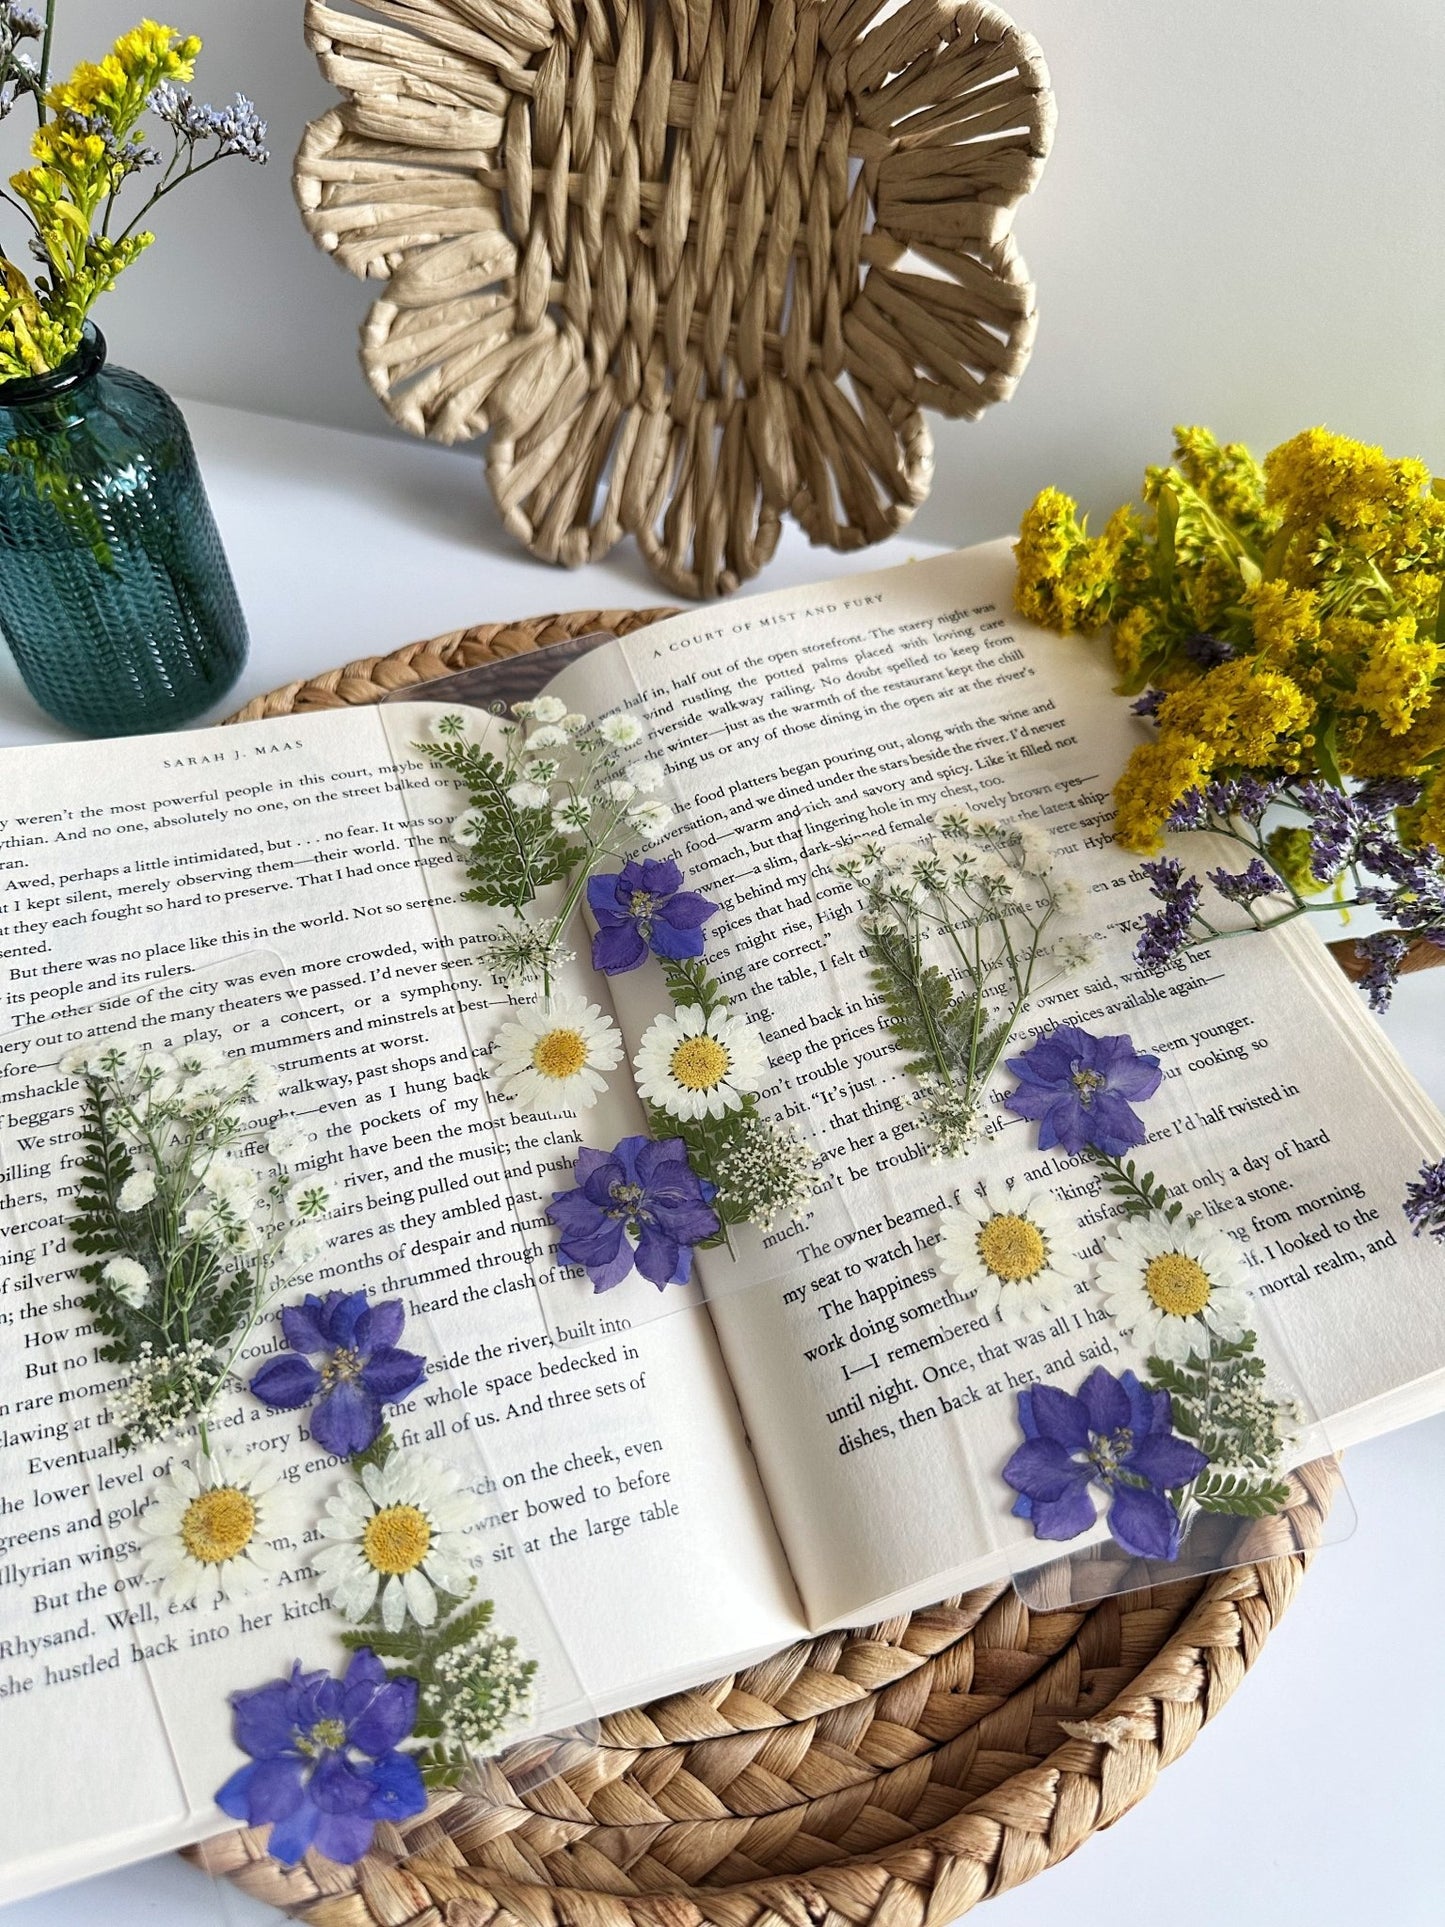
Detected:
[
  {"left": 293, "top": 0, "right": 1054, "bottom": 598},
  {"left": 191, "top": 607, "right": 1342, "bottom": 1924}
]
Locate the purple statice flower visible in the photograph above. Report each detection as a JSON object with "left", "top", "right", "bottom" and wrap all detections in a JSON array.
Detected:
[
  {"left": 249, "top": 1290, "right": 426, "bottom": 1457},
  {"left": 1131, "top": 687, "right": 1167, "bottom": 719},
  {"left": 1004, "top": 1025, "right": 1163, "bottom": 1158},
  {"left": 1403, "top": 1156, "right": 1445, "bottom": 1240},
  {"left": 548, "top": 1135, "right": 720, "bottom": 1291},
  {"left": 1296, "top": 780, "right": 1358, "bottom": 879},
  {"left": 1353, "top": 930, "right": 1411, "bottom": 1013},
  {"left": 1206, "top": 856, "right": 1282, "bottom": 905},
  {"left": 1165, "top": 787, "right": 1207, "bottom": 831},
  {"left": 587, "top": 859, "right": 717, "bottom": 974},
  {"left": 1353, "top": 777, "right": 1423, "bottom": 815},
  {"left": 1182, "top": 630, "right": 1236, "bottom": 669},
  {"left": 150, "top": 83, "right": 270, "bottom": 162},
  {"left": 1204, "top": 775, "right": 1279, "bottom": 824},
  {"left": 1003, "top": 1366, "right": 1209, "bottom": 1561},
  {"left": 215, "top": 1649, "right": 425, "bottom": 1866},
  {"left": 1135, "top": 856, "right": 1203, "bottom": 971}
]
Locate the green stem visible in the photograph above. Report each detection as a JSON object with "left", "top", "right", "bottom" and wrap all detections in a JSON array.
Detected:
[{"left": 37, "top": 0, "right": 56, "bottom": 117}]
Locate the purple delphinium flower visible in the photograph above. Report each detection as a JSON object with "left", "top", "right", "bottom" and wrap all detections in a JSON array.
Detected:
[
  {"left": 1005, "top": 1025, "right": 1163, "bottom": 1157},
  {"left": 548, "top": 1135, "right": 720, "bottom": 1291},
  {"left": 586, "top": 858, "right": 718, "bottom": 974},
  {"left": 1003, "top": 1366, "right": 1209, "bottom": 1561},
  {"left": 215, "top": 1649, "right": 425, "bottom": 1866},
  {"left": 249, "top": 1290, "right": 426, "bottom": 1457},
  {"left": 1135, "top": 856, "right": 1203, "bottom": 972},
  {"left": 1206, "top": 856, "right": 1282, "bottom": 905},
  {"left": 1403, "top": 1156, "right": 1445, "bottom": 1240}
]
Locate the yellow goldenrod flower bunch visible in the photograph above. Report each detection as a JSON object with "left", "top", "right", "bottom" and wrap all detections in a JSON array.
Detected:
[
  {"left": 0, "top": 12, "right": 266, "bottom": 381},
  {"left": 1020, "top": 426, "right": 1445, "bottom": 1018},
  {"left": 1015, "top": 424, "right": 1445, "bottom": 854}
]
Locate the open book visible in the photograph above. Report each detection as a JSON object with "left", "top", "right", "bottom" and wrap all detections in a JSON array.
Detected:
[{"left": 2, "top": 541, "right": 1443, "bottom": 1902}]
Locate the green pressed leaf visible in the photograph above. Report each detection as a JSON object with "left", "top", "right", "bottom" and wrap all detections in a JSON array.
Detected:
[{"left": 417, "top": 737, "right": 576, "bottom": 908}]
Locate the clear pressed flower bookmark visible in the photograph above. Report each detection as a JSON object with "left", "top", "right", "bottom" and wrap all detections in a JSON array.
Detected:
[
  {"left": 374, "top": 655, "right": 866, "bottom": 1345},
  {"left": 0, "top": 953, "right": 606, "bottom": 1883}
]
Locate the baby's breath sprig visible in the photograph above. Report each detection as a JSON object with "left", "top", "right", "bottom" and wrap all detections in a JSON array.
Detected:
[
  {"left": 63, "top": 1036, "right": 329, "bottom": 1448},
  {"left": 833, "top": 809, "right": 1094, "bottom": 1160},
  {"left": 416, "top": 702, "right": 673, "bottom": 998}
]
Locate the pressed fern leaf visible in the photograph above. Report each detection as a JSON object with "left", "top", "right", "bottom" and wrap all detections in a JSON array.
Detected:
[
  {"left": 862, "top": 924, "right": 977, "bottom": 1082},
  {"left": 417, "top": 737, "right": 576, "bottom": 907}
]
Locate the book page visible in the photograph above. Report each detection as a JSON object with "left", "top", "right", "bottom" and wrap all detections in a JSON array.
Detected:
[
  {"left": 0, "top": 706, "right": 801, "bottom": 1899},
  {"left": 541, "top": 543, "right": 1445, "bottom": 1627}
]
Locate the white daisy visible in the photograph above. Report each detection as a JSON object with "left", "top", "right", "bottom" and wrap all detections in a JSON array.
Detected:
[
  {"left": 935, "top": 1180, "right": 1084, "bottom": 1327},
  {"left": 1095, "top": 1216, "right": 1253, "bottom": 1363},
  {"left": 138, "top": 1448, "right": 290, "bottom": 1605},
  {"left": 634, "top": 1004, "right": 767, "bottom": 1121},
  {"left": 490, "top": 995, "right": 622, "bottom": 1111},
  {"left": 627, "top": 800, "right": 673, "bottom": 841},
  {"left": 312, "top": 1450, "right": 484, "bottom": 1633},
  {"left": 102, "top": 1255, "right": 151, "bottom": 1308},
  {"left": 598, "top": 713, "right": 645, "bottom": 748},
  {"left": 507, "top": 780, "right": 550, "bottom": 811},
  {"left": 117, "top": 1170, "right": 156, "bottom": 1212}
]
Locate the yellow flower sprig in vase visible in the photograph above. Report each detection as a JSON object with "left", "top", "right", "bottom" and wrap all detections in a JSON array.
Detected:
[
  {"left": 1014, "top": 425, "right": 1445, "bottom": 1011},
  {"left": 0, "top": 10, "right": 267, "bottom": 735}
]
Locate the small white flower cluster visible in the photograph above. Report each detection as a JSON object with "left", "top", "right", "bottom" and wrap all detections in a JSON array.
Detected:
[
  {"left": 911, "top": 1077, "right": 987, "bottom": 1163},
  {"left": 63, "top": 1036, "right": 331, "bottom": 1437},
  {"left": 110, "top": 1339, "right": 226, "bottom": 1447},
  {"left": 712, "top": 1112, "right": 823, "bottom": 1231},
  {"left": 476, "top": 914, "right": 576, "bottom": 996},
  {"left": 832, "top": 808, "right": 1097, "bottom": 1162},
  {"left": 445, "top": 697, "right": 674, "bottom": 852},
  {"left": 426, "top": 1627, "right": 537, "bottom": 1752}
]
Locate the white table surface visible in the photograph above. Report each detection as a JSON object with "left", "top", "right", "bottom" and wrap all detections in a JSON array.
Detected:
[{"left": 1, "top": 399, "right": 1441, "bottom": 1926}]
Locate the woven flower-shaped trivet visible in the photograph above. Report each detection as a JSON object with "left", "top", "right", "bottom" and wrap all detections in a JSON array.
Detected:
[
  {"left": 294, "top": 0, "right": 1053, "bottom": 597},
  {"left": 189, "top": 607, "right": 1339, "bottom": 1923}
]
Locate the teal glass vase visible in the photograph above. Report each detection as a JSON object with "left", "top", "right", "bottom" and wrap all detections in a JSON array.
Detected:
[{"left": 0, "top": 327, "right": 248, "bottom": 736}]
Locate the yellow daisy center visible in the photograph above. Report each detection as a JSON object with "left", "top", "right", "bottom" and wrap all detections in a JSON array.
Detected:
[
  {"left": 180, "top": 1487, "right": 257, "bottom": 1565},
  {"left": 363, "top": 1503, "right": 432, "bottom": 1575},
  {"left": 532, "top": 1027, "right": 588, "bottom": 1079},
  {"left": 1143, "top": 1251, "right": 1213, "bottom": 1317},
  {"left": 977, "top": 1213, "right": 1048, "bottom": 1282},
  {"left": 670, "top": 1035, "right": 730, "bottom": 1092}
]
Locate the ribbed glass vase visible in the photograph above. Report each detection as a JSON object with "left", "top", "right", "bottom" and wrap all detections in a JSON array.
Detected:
[{"left": 0, "top": 327, "right": 248, "bottom": 736}]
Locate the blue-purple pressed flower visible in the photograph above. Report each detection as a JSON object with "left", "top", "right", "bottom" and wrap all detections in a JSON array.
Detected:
[
  {"left": 548, "top": 1135, "right": 720, "bottom": 1291},
  {"left": 215, "top": 1648, "right": 426, "bottom": 1866},
  {"left": 1404, "top": 1156, "right": 1445, "bottom": 1240},
  {"left": 1005, "top": 1025, "right": 1163, "bottom": 1157},
  {"left": 586, "top": 859, "right": 718, "bottom": 974},
  {"left": 249, "top": 1289, "right": 426, "bottom": 1457},
  {"left": 1003, "top": 1365, "right": 1208, "bottom": 1561},
  {"left": 1131, "top": 687, "right": 1167, "bottom": 720}
]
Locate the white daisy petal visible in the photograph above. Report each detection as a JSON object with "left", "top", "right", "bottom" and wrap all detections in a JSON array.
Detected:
[
  {"left": 935, "top": 1182, "right": 1084, "bottom": 1330},
  {"left": 1094, "top": 1215, "right": 1252, "bottom": 1360},
  {"left": 489, "top": 995, "right": 623, "bottom": 1114},
  {"left": 633, "top": 1004, "right": 767, "bottom": 1123}
]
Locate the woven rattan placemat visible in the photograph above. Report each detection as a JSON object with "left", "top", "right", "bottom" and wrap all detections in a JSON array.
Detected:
[{"left": 192, "top": 605, "right": 1338, "bottom": 1924}]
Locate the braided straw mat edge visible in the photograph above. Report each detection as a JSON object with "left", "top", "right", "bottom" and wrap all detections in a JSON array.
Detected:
[{"left": 191, "top": 606, "right": 1341, "bottom": 1924}]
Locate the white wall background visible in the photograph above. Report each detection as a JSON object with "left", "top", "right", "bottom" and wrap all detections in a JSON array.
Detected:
[{"left": 38, "top": 0, "right": 1445, "bottom": 564}]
